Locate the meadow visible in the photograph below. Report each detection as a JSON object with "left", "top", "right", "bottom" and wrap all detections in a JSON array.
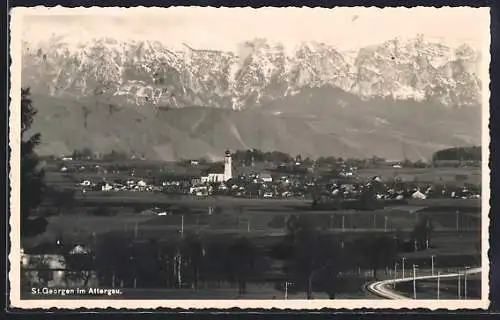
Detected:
[{"left": 356, "top": 166, "right": 481, "bottom": 185}]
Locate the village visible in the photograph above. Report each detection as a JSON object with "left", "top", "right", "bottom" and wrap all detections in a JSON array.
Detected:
[{"left": 57, "top": 150, "right": 481, "bottom": 204}]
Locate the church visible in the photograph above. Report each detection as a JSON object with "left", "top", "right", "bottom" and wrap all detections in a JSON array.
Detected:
[{"left": 200, "top": 150, "right": 233, "bottom": 183}]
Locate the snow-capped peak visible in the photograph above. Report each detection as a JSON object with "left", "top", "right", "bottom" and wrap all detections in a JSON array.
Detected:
[{"left": 21, "top": 35, "right": 482, "bottom": 109}]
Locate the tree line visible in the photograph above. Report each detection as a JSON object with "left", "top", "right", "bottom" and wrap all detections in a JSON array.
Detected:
[{"left": 432, "top": 146, "right": 481, "bottom": 162}]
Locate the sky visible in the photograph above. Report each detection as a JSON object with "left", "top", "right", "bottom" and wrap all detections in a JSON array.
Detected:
[{"left": 18, "top": 6, "right": 490, "bottom": 52}]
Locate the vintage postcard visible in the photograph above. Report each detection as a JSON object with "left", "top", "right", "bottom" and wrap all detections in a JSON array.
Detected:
[{"left": 8, "top": 6, "right": 491, "bottom": 310}]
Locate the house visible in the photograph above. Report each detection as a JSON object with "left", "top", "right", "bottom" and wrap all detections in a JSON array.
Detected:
[
  {"left": 191, "top": 178, "right": 201, "bottom": 186},
  {"left": 411, "top": 190, "right": 427, "bottom": 200},
  {"left": 190, "top": 185, "right": 208, "bottom": 195},
  {"left": 259, "top": 173, "right": 273, "bottom": 183},
  {"left": 21, "top": 243, "right": 66, "bottom": 287},
  {"left": 201, "top": 173, "right": 225, "bottom": 183},
  {"left": 101, "top": 183, "right": 113, "bottom": 192},
  {"left": 21, "top": 243, "right": 96, "bottom": 288},
  {"left": 80, "top": 180, "right": 92, "bottom": 186},
  {"left": 69, "top": 245, "right": 90, "bottom": 255}
]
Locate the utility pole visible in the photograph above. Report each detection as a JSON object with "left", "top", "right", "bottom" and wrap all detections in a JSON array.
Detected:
[
  {"left": 458, "top": 271, "right": 461, "bottom": 300},
  {"left": 456, "top": 210, "right": 460, "bottom": 233},
  {"left": 373, "top": 214, "right": 376, "bottom": 229},
  {"left": 384, "top": 216, "right": 388, "bottom": 232},
  {"left": 176, "top": 214, "right": 184, "bottom": 289},
  {"left": 393, "top": 262, "right": 398, "bottom": 289},
  {"left": 431, "top": 255, "right": 435, "bottom": 276},
  {"left": 402, "top": 257, "right": 407, "bottom": 279},
  {"left": 247, "top": 217, "right": 251, "bottom": 233},
  {"left": 465, "top": 266, "right": 470, "bottom": 300},
  {"left": 285, "top": 281, "right": 292, "bottom": 300},
  {"left": 437, "top": 271, "right": 441, "bottom": 300},
  {"left": 342, "top": 215, "right": 345, "bottom": 232},
  {"left": 413, "top": 264, "right": 418, "bottom": 300},
  {"left": 181, "top": 215, "right": 184, "bottom": 238}
]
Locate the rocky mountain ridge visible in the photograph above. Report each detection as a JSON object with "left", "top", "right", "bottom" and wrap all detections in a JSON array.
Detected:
[{"left": 22, "top": 35, "right": 482, "bottom": 110}]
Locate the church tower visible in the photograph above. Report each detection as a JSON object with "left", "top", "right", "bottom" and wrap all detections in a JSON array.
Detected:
[{"left": 223, "top": 150, "right": 233, "bottom": 181}]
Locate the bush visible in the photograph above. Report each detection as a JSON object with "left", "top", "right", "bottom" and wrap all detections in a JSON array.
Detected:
[
  {"left": 92, "top": 206, "right": 118, "bottom": 216},
  {"left": 268, "top": 216, "right": 286, "bottom": 229}
]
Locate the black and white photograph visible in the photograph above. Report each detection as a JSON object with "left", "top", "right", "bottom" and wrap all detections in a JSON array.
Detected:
[{"left": 8, "top": 6, "right": 490, "bottom": 309}]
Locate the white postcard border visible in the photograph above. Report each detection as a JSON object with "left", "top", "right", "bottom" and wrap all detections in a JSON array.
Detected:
[{"left": 8, "top": 5, "right": 492, "bottom": 310}]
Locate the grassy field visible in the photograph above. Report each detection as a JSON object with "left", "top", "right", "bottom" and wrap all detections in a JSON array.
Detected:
[
  {"left": 28, "top": 182, "right": 482, "bottom": 244},
  {"left": 356, "top": 167, "right": 481, "bottom": 185},
  {"left": 26, "top": 207, "right": 481, "bottom": 255},
  {"left": 50, "top": 190, "right": 482, "bottom": 208}
]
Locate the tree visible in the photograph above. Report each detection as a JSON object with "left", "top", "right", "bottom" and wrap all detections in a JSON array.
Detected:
[
  {"left": 357, "top": 187, "right": 377, "bottom": 211},
  {"left": 134, "top": 238, "right": 165, "bottom": 288},
  {"left": 102, "top": 149, "right": 129, "bottom": 161},
  {"left": 32, "top": 256, "right": 53, "bottom": 286},
  {"left": 52, "top": 188, "right": 76, "bottom": 215},
  {"left": 352, "top": 235, "right": 399, "bottom": 280},
  {"left": 412, "top": 215, "right": 434, "bottom": 251},
  {"left": 182, "top": 235, "right": 205, "bottom": 290},
  {"left": 72, "top": 147, "right": 93, "bottom": 160},
  {"left": 21, "top": 88, "right": 47, "bottom": 238},
  {"left": 63, "top": 248, "right": 94, "bottom": 287},
  {"left": 226, "top": 237, "right": 257, "bottom": 296},
  {"left": 283, "top": 215, "right": 346, "bottom": 299},
  {"left": 93, "top": 233, "right": 136, "bottom": 287}
]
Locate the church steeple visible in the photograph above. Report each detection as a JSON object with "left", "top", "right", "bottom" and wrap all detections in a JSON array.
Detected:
[{"left": 224, "top": 150, "right": 232, "bottom": 181}]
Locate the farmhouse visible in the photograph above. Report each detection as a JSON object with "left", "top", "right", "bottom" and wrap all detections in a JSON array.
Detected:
[
  {"left": 259, "top": 173, "right": 273, "bottom": 183},
  {"left": 21, "top": 243, "right": 95, "bottom": 288}
]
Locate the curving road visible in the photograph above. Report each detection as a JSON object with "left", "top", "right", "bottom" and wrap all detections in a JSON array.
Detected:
[{"left": 366, "top": 267, "right": 482, "bottom": 300}]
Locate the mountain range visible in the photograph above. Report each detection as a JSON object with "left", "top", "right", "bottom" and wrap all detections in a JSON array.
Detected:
[{"left": 21, "top": 36, "right": 484, "bottom": 161}]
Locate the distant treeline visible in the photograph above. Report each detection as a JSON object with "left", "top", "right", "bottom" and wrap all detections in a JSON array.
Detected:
[
  {"left": 47, "top": 146, "right": 480, "bottom": 166},
  {"left": 432, "top": 146, "right": 481, "bottom": 162},
  {"left": 231, "top": 149, "right": 297, "bottom": 166},
  {"left": 47, "top": 149, "right": 138, "bottom": 162}
]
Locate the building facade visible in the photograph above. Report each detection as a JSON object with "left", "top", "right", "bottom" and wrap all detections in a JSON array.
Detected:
[{"left": 200, "top": 150, "right": 233, "bottom": 183}]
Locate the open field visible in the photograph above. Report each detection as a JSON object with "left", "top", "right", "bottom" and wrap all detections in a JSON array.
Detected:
[
  {"left": 47, "top": 190, "right": 481, "bottom": 208},
  {"left": 356, "top": 167, "right": 481, "bottom": 185},
  {"left": 29, "top": 187, "right": 481, "bottom": 245},
  {"left": 36, "top": 190, "right": 481, "bottom": 241},
  {"left": 27, "top": 208, "right": 480, "bottom": 253}
]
